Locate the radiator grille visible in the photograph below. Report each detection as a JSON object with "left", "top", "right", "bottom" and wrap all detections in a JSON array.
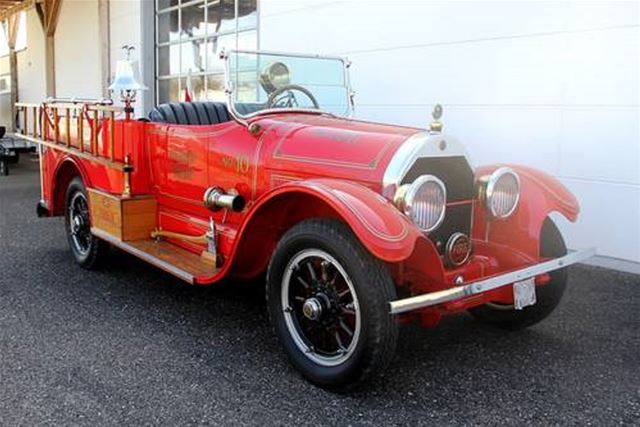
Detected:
[{"left": 401, "top": 156, "right": 474, "bottom": 256}]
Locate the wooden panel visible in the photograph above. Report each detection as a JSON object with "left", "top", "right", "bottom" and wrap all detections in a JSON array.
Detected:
[
  {"left": 122, "top": 197, "right": 156, "bottom": 215},
  {"left": 121, "top": 197, "right": 157, "bottom": 241},
  {"left": 128, "top": 240, "right": 215, "bottom": 277},
  {"left": 89, "top": 189, "right": 123, "bottom": 239},
  {"left": 88, "top": 189, "right": 157, "bottom": 242}
]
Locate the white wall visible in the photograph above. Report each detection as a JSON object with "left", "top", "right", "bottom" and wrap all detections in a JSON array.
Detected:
[
  {"left": 17, "top": 9, "right": 46, "bottom": 103},
  {"left": 110, "top": 0, "right": 149, "bottom": 116},
  {"left": 54, "top": 0, "right": 102, "bottom": 98},
  {"left": 0, "top": 9, "right": 45, "bottom": 127},
  {"left": 260, "top": 0, "right": 640, "bottom": 263}
]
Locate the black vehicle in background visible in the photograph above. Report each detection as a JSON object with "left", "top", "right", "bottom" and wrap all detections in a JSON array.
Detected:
[{"left": 0, "top": 125, "right": 36, "bottom": 176}]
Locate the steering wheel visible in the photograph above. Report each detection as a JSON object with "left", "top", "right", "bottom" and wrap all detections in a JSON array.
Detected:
[{"left": 266, "top": 84, "right": 320, "bottom": 110}]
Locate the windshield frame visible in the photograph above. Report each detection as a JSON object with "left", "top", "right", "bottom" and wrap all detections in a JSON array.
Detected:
[{"left": 221, "top": 49, "right": 354, "bottom": 126}]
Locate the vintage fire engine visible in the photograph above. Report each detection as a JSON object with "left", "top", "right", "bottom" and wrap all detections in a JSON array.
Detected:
[{"left": 16, "top": 49, "right": 594, "bottom": 388}]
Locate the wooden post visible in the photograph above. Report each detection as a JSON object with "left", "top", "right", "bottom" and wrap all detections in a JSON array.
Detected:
[
  {"left": 32, "top": 106, "right": 37, "bottom": 137},
  {"left": 42, "top": 106, "right": 48, "bottom": 140},
  {"left": 53, "top": 108, "right": 59, "bottom": 143},
  {"left": 36, "top": 0, "right": 63, "bottom": 97},
  {"left": 78, "top": 108, "right": 84, "bottom": 152},
  {"left": 98, "top": 0, "right": 111, "bottom": 98},
  {"left": 65, "top": 108, "right": 70, "bottom": 147},
  {"left": 21, "top": 108, "right": 27, "bottom": 135}
]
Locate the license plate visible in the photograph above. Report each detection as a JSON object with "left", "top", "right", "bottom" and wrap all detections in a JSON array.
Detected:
[{"left": 513, "top": 277, "right": 536, "bottom": 310}]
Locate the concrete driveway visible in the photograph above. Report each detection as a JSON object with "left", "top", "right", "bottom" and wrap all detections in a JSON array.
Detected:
[{"left": 0, "top": 158, "right": 638, "bottom": 425}]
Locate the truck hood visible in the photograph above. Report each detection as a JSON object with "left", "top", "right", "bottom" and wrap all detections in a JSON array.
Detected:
[{"left": 253, "top": 113, "right": 421, "bottom": 190}]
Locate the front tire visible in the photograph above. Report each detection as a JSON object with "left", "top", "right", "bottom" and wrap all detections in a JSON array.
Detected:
[
  {"left": 64, "top": 177, "right": 109, "bottom": 269},
  {"left": 469, "top": 218, "right": 568, "bottom": 330},
  {"left": 266, "top": 219, "right": 398, "bottom": 389}
]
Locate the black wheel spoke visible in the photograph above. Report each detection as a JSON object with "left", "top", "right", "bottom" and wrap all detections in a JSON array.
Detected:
[
  {"left": 338, "top": 288, "right": 350, "bottom": 299},
  {"left": 339, "top": 318, "right": 354, "bottom": 337},
  {"left": 334, "top": 331, "right": 346, "bottom": 353},
  {"left": 306, "top": 262, "right": 317, "bottom": 282},
  {"left": 282, "top": 249, "right": 360, "bottom": 366},
  {"left": 296, "top": 275, "right": 310, "bottom": 290}
]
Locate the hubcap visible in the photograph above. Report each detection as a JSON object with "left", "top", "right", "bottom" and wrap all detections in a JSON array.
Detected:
[
  {"left": 281, "top": 249, "right": 361, "bottom": 367},
  {"left": 302, "top": 298, "right": 323, "bottom": 321}
]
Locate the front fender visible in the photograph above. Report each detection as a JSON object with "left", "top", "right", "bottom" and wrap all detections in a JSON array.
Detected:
[
  {"left": 473, "top": 164, "right": 580, "bottom": 259},
  {"left": 221, "top": 178, "right": 422, "bottom": 282},
  {"left": 293, "top": 179, "right": 423, "bottom": 261}
]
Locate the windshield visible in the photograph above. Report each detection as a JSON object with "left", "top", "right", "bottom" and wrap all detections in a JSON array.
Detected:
[{"left": 224, "top": 50, "right": 352, "bottom": 119}]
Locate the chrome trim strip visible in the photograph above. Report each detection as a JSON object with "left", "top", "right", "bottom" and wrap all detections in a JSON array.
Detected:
[
  {"left": 389, "top": 247, "right": 596, "bottom": 314},
  {"left": 382, "top": 132, "right": 472, "bottom": 199},
  {"left": 91, "top": 228, "right": 195, "bottom": 284}
]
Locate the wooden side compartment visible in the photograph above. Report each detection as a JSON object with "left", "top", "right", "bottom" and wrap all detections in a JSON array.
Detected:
[{"left": 88, "top": 188, "right": 156, "bottom": 241}]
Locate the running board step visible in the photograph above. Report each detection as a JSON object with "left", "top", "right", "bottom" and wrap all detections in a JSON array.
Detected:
[{"left": 92, "top": 228, "right": 217, "bottom": 284}]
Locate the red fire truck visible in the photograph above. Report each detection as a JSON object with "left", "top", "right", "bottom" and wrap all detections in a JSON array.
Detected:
[{"left": 16, "top": 49, "right": 594, "bottom": 388}]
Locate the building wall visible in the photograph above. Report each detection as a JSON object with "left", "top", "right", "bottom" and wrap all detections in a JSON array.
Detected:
[
  {"left": 17, "top": 9, "right": 45, "bottom": 103},
  {"left": 0, "top": 10, "right": 45, "bottom": 128},
  {"left": 54, "top": 0, "right": 102, "bottom": 98},
  {"left": 259, "top": 0, "right": 640, "bottom": 263},
  {"left": 0, "top": 56, "right": 9, "bottom": 127}
]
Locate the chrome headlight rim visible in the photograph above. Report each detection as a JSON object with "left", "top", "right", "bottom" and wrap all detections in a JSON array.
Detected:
[
  {"left": 485, "top": 167, "right": 521, "bottom": 219},
  {"left": 395, "top": 174, "right": 447, "bottom": 233}
]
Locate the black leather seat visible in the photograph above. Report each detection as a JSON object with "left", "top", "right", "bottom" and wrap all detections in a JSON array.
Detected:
[
  {"left": 149, "top": 102, "right": 231, "bottom": 125},
  {"left": 149, "top": 101, "right": 264, "bottom": 125}
]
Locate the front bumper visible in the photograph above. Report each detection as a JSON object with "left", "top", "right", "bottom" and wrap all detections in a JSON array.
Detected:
[{"left": 389, "top": 247, "right": 596, "bottom": 314}]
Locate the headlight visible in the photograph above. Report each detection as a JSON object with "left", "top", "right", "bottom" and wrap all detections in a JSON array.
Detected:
[
  {"left": 482, "top": 167, "right": 520, "bottom": 219},
  {"left": 259, "top": 62, "right": 291, "bottom": 94},
  {"left": 394, "top": 175, "right": 446, "bottom": 232}
]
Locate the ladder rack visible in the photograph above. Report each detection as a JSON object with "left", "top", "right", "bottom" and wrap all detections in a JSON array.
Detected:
[{"left": 15, "top": 100, "right": 133, "bottom": 196}]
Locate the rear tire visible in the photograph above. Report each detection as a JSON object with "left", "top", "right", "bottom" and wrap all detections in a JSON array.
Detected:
[
  {"left": 64, "top": 177, "right": 109, "bottom": 269},
  {"left": 468, "top": 218, "right": 568, "bottom": 330},
  {"left": 266, "top": 219, "right": 398, "bottom": 389}
]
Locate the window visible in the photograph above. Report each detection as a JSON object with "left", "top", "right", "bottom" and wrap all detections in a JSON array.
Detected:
[
  {"left": 0, "top": 12, "right": 27, "bottom": 57},
  {"left": 155, "top": 0, "right": 258, "bottom": 104}
]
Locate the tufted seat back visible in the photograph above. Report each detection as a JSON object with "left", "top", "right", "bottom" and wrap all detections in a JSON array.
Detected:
[
  {"left": 148, "top": 102, "right": 264, "bottom": 126},
  {"left": 149, "top": 102, "right": 231, "bottom": 125}
]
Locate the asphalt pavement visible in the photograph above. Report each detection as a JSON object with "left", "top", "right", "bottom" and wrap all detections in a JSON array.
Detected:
[{"left": 0, "top": 157, "right": 638, "bottom": 426}]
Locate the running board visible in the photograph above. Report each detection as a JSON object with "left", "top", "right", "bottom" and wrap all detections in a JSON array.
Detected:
[{"left": 91, "top": 228, "right": 217, "bottom": 284}]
